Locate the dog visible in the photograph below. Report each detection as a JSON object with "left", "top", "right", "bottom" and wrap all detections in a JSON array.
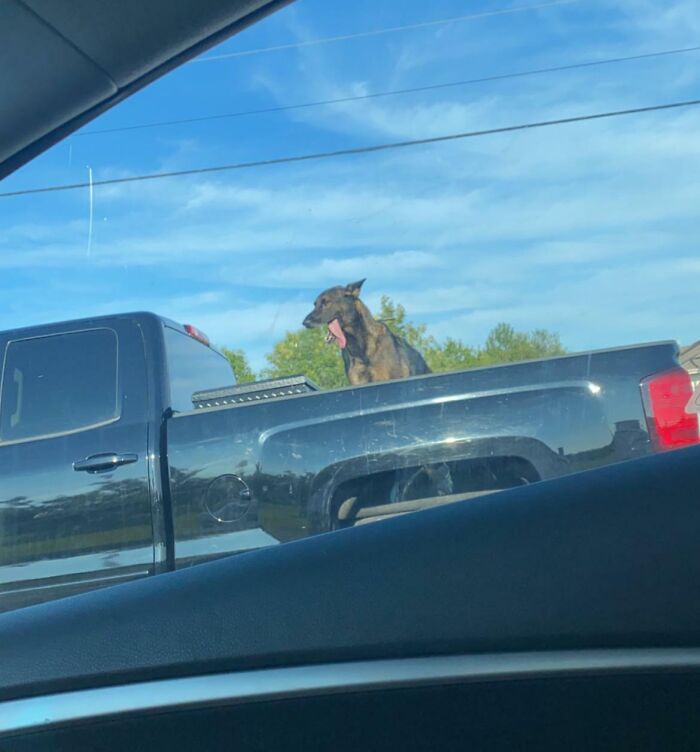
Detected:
[
  {"left": 303, "top": 279, "right": 452, "bottom": 501},
  {"left": 302, "top": 279, "right": 431, "bottom": 385}
]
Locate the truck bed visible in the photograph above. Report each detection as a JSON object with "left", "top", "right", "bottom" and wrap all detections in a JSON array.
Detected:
[{"left": 166, "top": 340, "right": 679, "bottom": 554}]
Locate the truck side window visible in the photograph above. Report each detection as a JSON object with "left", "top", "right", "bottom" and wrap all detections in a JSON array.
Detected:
[
  {"left": 0, "top": 329, "right": 119, "bottom": 443},
  {"left": 164, "top": 326, "right": 235, "bottom": 412}
]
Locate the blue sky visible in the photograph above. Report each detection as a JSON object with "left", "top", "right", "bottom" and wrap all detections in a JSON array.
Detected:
[{"left": 1, "top": 0, "right": 699, "bottom": 370}]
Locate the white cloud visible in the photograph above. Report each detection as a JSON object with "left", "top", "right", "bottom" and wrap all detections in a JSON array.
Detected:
[
  {"left": 274, "top": 250, "right": 439, "bottom": 286},
  {"left": 3, "top": 0, "right": 700, "bottom": 368},
  {"left": 428, "top": 253, "right": 700, "bottom": 351},
  {"left": 613, "top": 0, "right": 700, "bottom": 43}
]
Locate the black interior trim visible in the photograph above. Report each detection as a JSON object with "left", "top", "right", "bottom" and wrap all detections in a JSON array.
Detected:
[
  {"left": 0, "top": 0, "right": 293, "bottom": 180},
  {"left": 19, "top": 1, "right": 118, "bottom": 88}
]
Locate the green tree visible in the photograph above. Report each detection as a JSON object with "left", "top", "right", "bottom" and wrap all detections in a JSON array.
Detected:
[
  {"left": 262, "top": 327, "right": 347, "bottom": 389},
  {"left": 378, "top": 295, "right": 435, "bottom": 352},
  {"left": 477, "top": 323, "right": 566, "bottom": 365},
  {"left": 425, "top": 337, "right": 479, "bottom": 372},
  {"left": 256, "top": 297, "right": 567, "bottom": 388},
  {"left": 378, "top": 296, "right": 565, "bottom": 370},
  {"left": 378, "top": 295, "right": 478, "bottom": 372},
  {"left": 221, "top": 347, "right": 256, "bottom": 384}
]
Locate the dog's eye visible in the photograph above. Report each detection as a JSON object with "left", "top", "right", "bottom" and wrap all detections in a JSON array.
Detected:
[{"left": 320, "top": 298, "right": 327, "bottom": 306}]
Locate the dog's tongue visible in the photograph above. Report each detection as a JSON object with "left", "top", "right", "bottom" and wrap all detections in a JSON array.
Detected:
[{"left": 326, "top": 318, "right": 347, "bottom": 349}]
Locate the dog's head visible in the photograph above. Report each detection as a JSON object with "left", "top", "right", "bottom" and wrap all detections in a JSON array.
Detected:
[{"left": 302, "top": 279, "right": 366, "bottom": 349}]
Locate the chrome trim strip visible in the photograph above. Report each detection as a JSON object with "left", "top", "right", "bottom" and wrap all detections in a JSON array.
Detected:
[
  {"left": 174, "top": 528, "right": 279, "bottom": 562},
  {"left": 0, "top": 569, "right": 149, "bottom": 595},
  {"left": 2, "top": 649, "right": 700, "bottom": 736},
  {"left": 0, "top": 546, "right": 154, "bottom": 585}
]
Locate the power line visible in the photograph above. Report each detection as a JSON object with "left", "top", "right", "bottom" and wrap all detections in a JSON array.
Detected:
[
  {"left": 81, "top": 45, "right": 700, "bottom": 136},
  {"left": 3, "top": 97, "right": 700, "bottom": 199},
  {"left": 192, "top": 0, "right": 581, "bottom": 62}
]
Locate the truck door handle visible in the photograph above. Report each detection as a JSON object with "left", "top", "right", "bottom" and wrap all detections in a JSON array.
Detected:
[{"left": 73, "top": 453, "right": 138, "bottom": 473}]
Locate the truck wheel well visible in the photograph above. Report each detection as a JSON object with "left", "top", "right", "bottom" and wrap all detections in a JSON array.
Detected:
[{"left": 329, "top": 455, "right": 540, "bottom": 528}]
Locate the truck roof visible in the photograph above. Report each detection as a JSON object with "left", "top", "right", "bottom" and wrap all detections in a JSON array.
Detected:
[
  {"left": 4, "top": 312, "right": 229, "bottom": 361},
  {"left": 0, "top": 311, "right": 166, "bottom": 338}
]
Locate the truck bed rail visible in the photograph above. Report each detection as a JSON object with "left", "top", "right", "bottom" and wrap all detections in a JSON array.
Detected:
[{"left": 192, "top": 375, "right": 320, "bottom": 408}]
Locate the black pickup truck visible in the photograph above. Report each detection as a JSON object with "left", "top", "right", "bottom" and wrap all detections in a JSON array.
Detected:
[{"left": 0, "top": 311, "right": 696, "bottom": 612}]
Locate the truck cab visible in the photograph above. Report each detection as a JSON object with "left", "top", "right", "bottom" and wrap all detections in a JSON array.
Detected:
[{"left": 0, "top": 312, "right": 233, "bottom": 612}]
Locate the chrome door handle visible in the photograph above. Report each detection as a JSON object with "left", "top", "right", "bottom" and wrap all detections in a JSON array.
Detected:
[{"left": 73, "top": 453, "right": 138, "bottom": 473}]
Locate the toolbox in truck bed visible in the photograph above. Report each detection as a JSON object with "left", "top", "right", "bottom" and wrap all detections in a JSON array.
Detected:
[{"left": 192, "top": 375, "right": 321, "bottom": 409}]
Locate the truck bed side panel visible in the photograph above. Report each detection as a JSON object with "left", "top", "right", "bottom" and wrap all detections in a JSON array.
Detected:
[{"left": 166, "top": 343, "right": 677, "bottom": 562}]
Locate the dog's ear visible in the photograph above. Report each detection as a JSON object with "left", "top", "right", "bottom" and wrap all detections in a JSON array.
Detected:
[{"left": 345, "top": 279, "right": 366, "bottom": 298}]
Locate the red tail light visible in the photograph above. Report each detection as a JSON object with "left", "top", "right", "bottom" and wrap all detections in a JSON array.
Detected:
[
  {"left": 184, "top": 324, "right": 210, "bottom": 347},
  {"left": 641, "top": 367, "right": 699, "bottom": 450}
]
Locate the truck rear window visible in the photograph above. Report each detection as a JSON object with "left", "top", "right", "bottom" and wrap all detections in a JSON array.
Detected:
[
  {"left": 164, "top": 326, "right": 234, "bottom": 412},
  {"left": 0, "top": 329, "right": 119, "bottom": 443}
]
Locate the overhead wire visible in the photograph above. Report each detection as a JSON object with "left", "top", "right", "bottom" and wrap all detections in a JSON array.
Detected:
[
  {"left": 191, "top": 0, "right": 582, "bottom": 62},
  {"left": 3, "top": 97, "right": 700, "bottom": 198},
  {"left": 79, "top": 45, "right": 700, "bottom": 136}
]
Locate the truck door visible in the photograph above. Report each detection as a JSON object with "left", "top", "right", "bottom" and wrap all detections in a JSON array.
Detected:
[{"left": 0, "top": 320, "right": 153, "bottom": 612}]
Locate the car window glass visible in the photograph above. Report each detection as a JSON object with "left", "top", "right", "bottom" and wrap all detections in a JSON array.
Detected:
[
  {"left": 0, "top": 329, "right": 118, "bottom": 442},
  {"left": 164, "top": 326, "right": 234, "bottom": 412},
  {"left": 1, "top": 0, "right": 700, "bottom": 615}
]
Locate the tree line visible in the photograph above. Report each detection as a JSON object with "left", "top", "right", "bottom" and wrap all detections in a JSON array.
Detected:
[{"left": 221, "top": 296, "right": 566, "bottom": 389}]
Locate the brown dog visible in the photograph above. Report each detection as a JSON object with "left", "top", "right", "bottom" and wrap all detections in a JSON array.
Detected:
[
  {"left": 302, "top": 279, "right": 431, "bottom": 385},
  {"left": 303, "top": 279, "right": 452, "bottom": 501}
]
